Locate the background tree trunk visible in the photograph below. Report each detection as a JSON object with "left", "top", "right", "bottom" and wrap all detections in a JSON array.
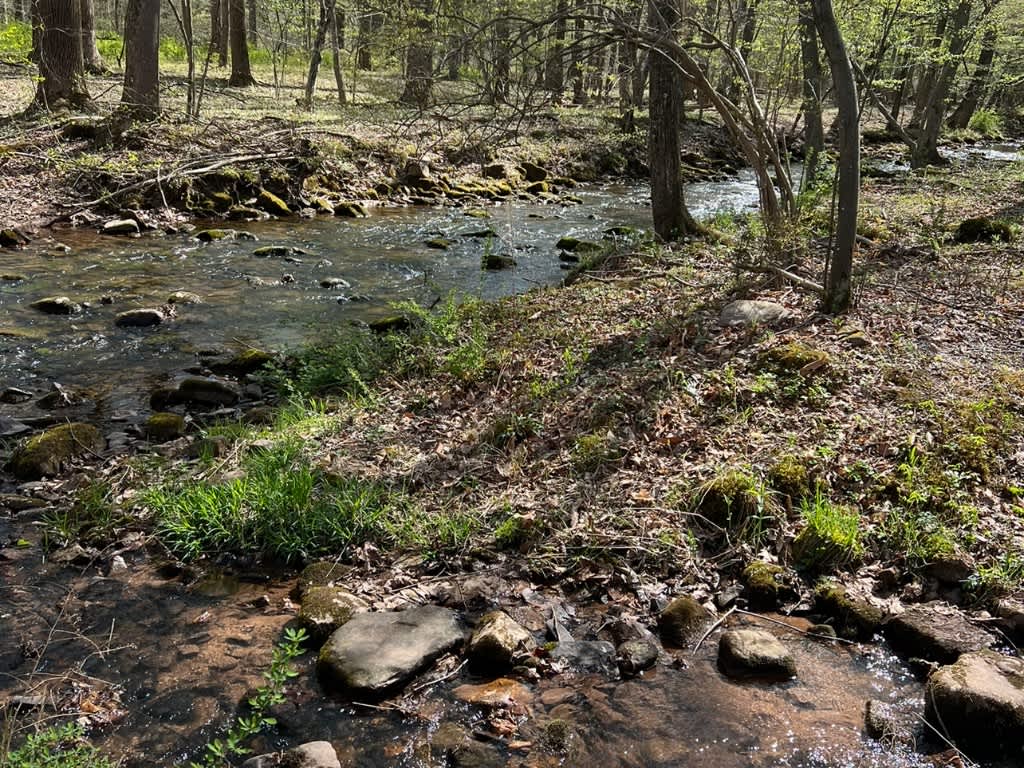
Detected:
[
  {"left": 303, "top": 0, "right": 336, "bottom": 108},
  {"left": 228, "top": 0, "right": 256, "bottom": 86},
  {"left": 812, "top": 0, "right": 859, "bottom": 314},
  {"left": 799, "top": 0, "right": 823, "bottom": 189},
  {"left": 399, "top": 0, "right": 433, "bottom": 108},
  {"left": 947, "top": 24, "right": 997, "bottom": 130},
  {"left": 80, "top": 0, "right": 104, "bottom": 73},
  {"left": 121, "top": 0, "right": 160, "bottom": 118},
  {"left": 32, "top": 0, "right": 91, "bottom": 110},
  {"left": 543, "top": 0, "right": 567, "bottom": 94},
  {"left": 217, "top": 0, "right": 229, "bottom": 66},
  {"left": 648, "top": 0, "right": 699, "bottom": 241},
  {"left": 330, "top": 7, "right": 346, "bottom": 105}
]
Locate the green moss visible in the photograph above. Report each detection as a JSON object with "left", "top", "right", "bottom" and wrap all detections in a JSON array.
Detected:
[
  {"left": 146, "top": 412, "right": 186, "bottom": 443},
  {"left": 257, "top": 188, "right": 291, "bottom": 216},
  {"left": 425, "top": 237, "right": 451, "bottom": 250},
  {"left": 694, "top": 469, "right": 761, "bottom": 526},
  {"left": 954, "top": 217, "right": 1014, "bottom": 244},
  {"left": 763, "top": 342, "right": 830, "bottom": 372},
  {"left": 9, "top": 423, "right": 106, "bottom": 480},
  {"left": 335, "top": 201, "right": 368, "bottom": 218},
  {"left": 195, "top": 228, "right": 234, "bottom": 242},
  {"left": 658, "top": 595, "right": 711, "bottom": 646},
  {"left": 570, "top": 431, "right": 624, "bottom": 473},
  {"left": 556, "top": 236, "right": 602, "bottom": 254},
  {"left": 768, "top": 454, "right": 811, "bottom": 500},
  {"left": 742, "top": 561, "right": 790, "bottom": 610},
  {"left": 814, "top": 582, "right": 883, "bottom": 641}
]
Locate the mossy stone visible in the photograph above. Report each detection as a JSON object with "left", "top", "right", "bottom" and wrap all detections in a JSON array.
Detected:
[
  {"left": 146, "top": 412, "right": 186, "bottom": 443},
  {"left": 763, "top": 342, "right": 830, "bottom": 372},
  {"left": 292, "top": 560, "right": 345, "bottom": 600},
  {"left": 334, "top": 201, "right": 368, "bottom": 218},
  {"left": 464, "top": 208, "right": 491, "bottom": 219},
  {"left": 30, "top": 296, "right": 79, "bottom": 315},
  {"left": 257, "top": 188, "right": 291, "bottom": 216},
  {"left": 814, "top": 583, "right": 884, "bottom": 641},
  {"left": 207, "top": 191, "right": 233, "bottom": 211},
  {"left": 742, "top": 561, "right": 792, "bottom": 611},
  {"left": 298, "top": 585, "right": 368, "bottom": 641},
  {"left": 195, "top": 229, "right": 235, "bottom": 242},
  {"left": 168, "top": 291, "right": 203, "bottom": 305},
  {"left": 482, "top": 253, "right": 516, "bottom": 270},
  {"left": 954, "top": 217, "right": 1014, "bottom": 244},
  {"left": 227, "top": 205, "right": 264, "bottom": 221},
  {"left": 658, "top": 595, "right": 711, "bottom": 646},
  {"left": 696, "top": 470, "right": 760, "bottom": 526},
  {"left": 0, "top": 228, "right": 28, "bottom": 248},
  {"left": 525, "top": 181, "right": 550, "bottom": 195},
  {"left": 425, "top": 237, "right": 451, "bottom": 250},
  {"left": 768, "top": 455, "right": 811, "bottom": 501},
  {"left": 8, "top": 423, "right": 105, "bottom": 480},
  {"left": 556, "top": 236, "right": 602, "bottom": 254},
  {"left": 369, "top": 315, "right": 411, "bottom": 333}
]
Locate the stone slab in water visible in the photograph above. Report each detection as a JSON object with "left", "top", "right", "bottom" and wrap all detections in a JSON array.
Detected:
[
  {"left": 115, "top": 308, "right": 165, "bottom": 328},
  {"left": 925, "top": 650, "right": 1024, "bottom": 760},
  {"left": 243, "top": 741, "right": 341, "bottom": 768},
  {"left": 318, "top": 605, "right": 464, "bottom": 699},
  {"left": 718, "top": 629, "right": 797, "bottom": 681},
  {"left": 550, "top": 640, "right": 619, "bottom": 677},
  {"left": 884, "top": 604, "right": 994, "bottom": 664}
]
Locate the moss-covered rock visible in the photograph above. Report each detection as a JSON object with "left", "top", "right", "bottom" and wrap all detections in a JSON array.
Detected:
[
  {"left": 954, "top": 217, "right": 1014, "bottom": 244},
  {"left": 556, "top": 236, "right": 602, "bottom": 254},
  {"left": 298, "top": 585, "right": 368, "bottom": 641},
  {"left": 814, "top": 583, "right": 884, "bottom": 641},
  {"left": 368, "top": 315, "right": 411, "bottom": 334},
  {"left": 482, "top": 253, "right": 516, "bottom": 270},
  {"left": 257, "top": 188, "right": 291, "bottom": 216},
  {"left": 742, "top": 561, "right": 795, "bottom": 611},
  {"left": 695, "top": 469, "right": 761, "bottom": 527},
  {"left": 768, "top": 455, "right": 811, "bottom": 501},
  {"left": 226, "top": 205, "right": 264, "bottom": 221},
  {"left": 146, "top": 412, "right": 186, "bottom": 443},
  {"left": 0, "top": 228, "right": 29, "bottom": 248},
  {"left": 334, "top": 202, "right": 368, "bottom": 218},
  {"left": 658, "top": 595, "right": 711, "bottom": 647},
  {"left": 194, "top": 229, "right": 236, "bottom": 242},
  {"left": 30, "top": 296, "right": 79, "bottom": 315},
  {"left": 525, "top": 181, "right": 550, "bottom": 195},
  {"left": 167, "top": 291, "right": 203, "bottom": 305},
  {"left": 425, "top": 237, "right": 451, "bottom": 250},
  {"left": 210, "top": 348, "right": 276, "bottom": 377},
  {"left": 763, "top": 342, "right": 831, "bottom": 372},
  {"left": 8, "top": 423, "right": 106, "bottom": 480},
  {"left": 207, "top": 191, "right": 233, "bottom": 212},
  {"left": 292, "top": 560, "right": 345, "bottom": 601}
]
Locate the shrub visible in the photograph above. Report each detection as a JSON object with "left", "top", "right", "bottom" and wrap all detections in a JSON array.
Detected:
[
  {"left": 968, "top": 109, "right": 1003, "bottom": 138},
  {"left": 2, "top": 723, "right": 116, "bottom": 768}
]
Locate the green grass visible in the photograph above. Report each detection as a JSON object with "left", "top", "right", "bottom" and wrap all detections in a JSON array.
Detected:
[
  {"left": 147, "top": 439, "right": 474, "bottom": 563},
  {"left": 793, "top": 491, "right": 863, "bottom": 572},
  {"left": 42, "top": 481, "right": 129, "bottom": 550},
  {"left": 1, "top": 723, "right": 116, "bottom": 768}
]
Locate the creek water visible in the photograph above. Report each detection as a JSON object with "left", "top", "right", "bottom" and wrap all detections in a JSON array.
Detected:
[{"left": 0, "top": 175, "right": 763, "bottom": 422}]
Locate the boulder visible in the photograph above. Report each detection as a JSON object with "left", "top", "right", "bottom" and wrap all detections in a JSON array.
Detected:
[
  {"left": 466, "top": 611, "right": 534, "bottom": 671},
  {"left": 549, "top": 640, "right": 618, "bottom": 677},
  {"left": 996, "top": 597, "right": 1024, "bottom": 641},
  {"left": 0, "top": 417, "right": 32, "bottom": 437},
  {"left": 292, "top": 561, "right": 345, "bottom": 600},
  {"left": 318, "top": 605, "right": 465, "bottom": 698},
  {"left": 814, "top": 583, "right": 884, "bottom": 641},
  {"left": 954, "top": 217, "right": 1013, "bottom": 244},
  {"left": 176, "top": 377, "right": 241, "bottom": 407},
  {"left": 195, "top": 229, "right": 236, "bottom": 242},
  {"left": 519, "top": 161, "right": 548, "bottom": 182},
  {"left": 717, "top": 629, "right": 796, "bottom": 681},
  {"left": 257, "top": 188, "right": 291, "bottom": 216},
  {"left": 209, "top": 349, "right": 276, "bottom": 377},
  {"left": 320, "top": 278, "right": 351, "bottom": 290},
  {"left": 718, "top": 300, "right": 792, "bottom": 327},
  {"left": 0, "top": 228, "right": 29, "bottom": 248},
  {"left": 298, "top": 586, "right": 368, "bottom": 641},
  {"left": 102, "top": 219, "right": 140, "bottom": 236},
  {"left": 227, "top": 206, "right": 265, "bottom": 221},
  {"left": 925, "top": 650, "right": 1024, "bottom": 760},
  {"left": 167, "top": 291, "right": 203, "bottom": 305},
  {"left": 30, "top": 296, "right": 79, "bottom": 315},
  {"left": 242, "top": 741, "right": 342, "bottom": 768},
  {"left": 617, "top": 639, "right": 659, "bottom": 675},
  {"left": 115, "top": 308, "right": 165, "bottom": 328},
  {"left": 741, "top": 561, "right": 796, "bottom": 611},
  {"left": 146, "top": 412, "right": 186, "bottom": 443},
  {"left": 556, "top": 236, "right": 602, "bottom": 254},
  {"left": 334, "top": 202, "right": 368, "bottom": 218},
  {"left": 0, "top": 387, "right": 33, "bottom": 404},
  {"left": 8, "top": 422, "right": 105, "bottom": 480},
  {"left": 425, "top": 237, "right": 451, "bottom": 250},
  {"left": 884, "top": 604, "right": 995, "bottom": 664},
  {"left": 253, "top": 245, "right": 309, "bottom": 258},
  {"left": 658, "top": 596, "right": 711, "bottom": 647},
  {"left": 482, "top": 253, "right": 515, "bottom": 270}
]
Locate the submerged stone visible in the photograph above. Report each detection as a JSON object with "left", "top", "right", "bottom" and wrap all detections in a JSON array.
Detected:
[
  {"left": 30, "top": 296, "right": 79, "bottom": 315},
  {"left": 717, "top": 629, "right": 796, "bottom": 681},
  {"left": 115, "top": 308, "right": 165, "bottom": 328}
]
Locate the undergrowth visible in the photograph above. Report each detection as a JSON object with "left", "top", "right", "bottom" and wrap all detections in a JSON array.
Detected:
[{"left": 0, "top": 722, "right": 116, "bottom": 768}]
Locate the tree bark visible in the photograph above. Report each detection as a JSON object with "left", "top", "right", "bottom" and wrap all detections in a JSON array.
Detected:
[
  {"left": 357, "top": 11, "right": 373, "bottom": 70},
  {"left": 399, "top": 0, "right": 433, "bottom": 108},
  {"left": 303, "top": 0, "right": 336, "bottom": 108},
  {"left": 217, "top": 0, "right": 229, "bottom": 65},
  {"left": 330, "top": 7, "right": 346, "bottom": 105},
  {"left": 647, "top": 0, "right": 699, "bottom": 241},
  {"left": 228, "top": 0, "right": 256, "bottom": 86},
  {"left": 947, "top": 24, "right": 997, "bottom": 130},
  {"left": 544, "top": 0, "right": 567, "bottom": 94},
  {"left": 80, "top": 0, "right": 104, "bottom": 73},
  {"left": 32, "top": 0, "right": 92, "bottom": 110},
  {"left": 812, "top": 0, "right": 859, "bottom": 315},
  {"left": 121, "top": 0, "right": 160, "bottom": 118},
  {"left": 571, "top": 0, "right": 586, "bottom": 104},
  {"left": 490, "top": 5, "right": 511, "bottom": 104},
  {"left": 798, "top": 0, "right": 823, "bottom": 189}
]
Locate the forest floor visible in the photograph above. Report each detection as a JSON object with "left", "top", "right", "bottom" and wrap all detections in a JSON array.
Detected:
[{"left": 2, "top": 61, "right": 1024, "bottom": 768}]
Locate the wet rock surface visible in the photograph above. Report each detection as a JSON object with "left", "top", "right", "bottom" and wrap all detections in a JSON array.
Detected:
[
  {"left": 718, "top": 299, "right": 792, "bottom": 327},
  {"left": 717, "top": 629, "right": 797, "bottom": 681},
  {"left": 318, "top": 606, "right": 465, "bottom": 698},
  {"left": 297, "top": 586, "right": 368, "bottom": 641},
  {"left": 658, "top": 595, "right": 711, "bottom": 646},
  {"left": 466, "top": 610, "right": 534, "bottom": 671},
  {"left": 884, "top": 604, "right": 995, "bottom": 664}
]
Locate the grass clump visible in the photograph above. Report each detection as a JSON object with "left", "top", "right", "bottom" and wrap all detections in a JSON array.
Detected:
[
  {"left": 42, "top": 481, "right": 129, "bottom": 550},
  {"left": 570, "top": 431, "right": 624, "bottom": 473},
  {"left": 792, "top": 491, "right": 863, "bottom": 572},
  {"left": 768, "top": 454, "right": 812, "bottom": 502},
  {"left": 1, "top": 722, "right": 116, "bottom": 768},
  {"left": 148, "top": 440, "right": 412, "bottom": 562},
  {"left": 694, "top": 469, "right": 781, "bottom": 547},
  {"left": 968, "top": 109, "right": 1003, "bottom": 139}
]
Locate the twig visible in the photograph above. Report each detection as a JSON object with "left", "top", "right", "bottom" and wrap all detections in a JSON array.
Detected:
[
  {"left": 410, "top": 660, "right": 468, "bottom": 693},
  {"left": 694, "top": 605, "right": 736, "bottom": 651},
  {"left": 915, "top": 707, "right": 978, "bottom": 768},
  {"left": 733, "top": 608, "right": 857, "bottom": 645}
]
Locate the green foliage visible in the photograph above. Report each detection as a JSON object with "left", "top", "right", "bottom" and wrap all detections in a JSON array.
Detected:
[
  {"left": 0, "top": 22, "right": 30, "bottom": 63},
  {"left": 968, "top": 109, "right": 1003, "bottom": 138},
  {"left": 392, "top": 293, "right": 492, "bottom": 382},
  {"left": 793, "top": 491, "right": 863, "bottom": 572},
  {"left": 96, "top": 34, "right": 123, "bottom": 62},
  {"left": 2, "top": 723, "right": 116, "bottom": 768},
  {"left": 694, "top": 469, "right": 781, "bottom": 548},
  {"left": 42, "top": 481, "right": 128, "bottom": 550},
  {"left": 190, "top": 627, "right": 308, "bottom": 768},
  {"left": 570, "top": 431, "right": 624, "bottom": 473}
]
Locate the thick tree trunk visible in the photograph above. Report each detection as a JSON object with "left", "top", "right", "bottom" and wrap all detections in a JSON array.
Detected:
[
  {"left": 911, "top": 0, "right": 973, "bottom": 168},
  {"left": 490, "top": 8, "right": 511, "bottom": 104},
  {"left": 947, "top": 25, "right": 997, "bottom": 130},
  {"left": 303, "top": 0, "right": 336, "bottom": 108},
  {"left": 121, "top": 0, "right": 160, "bottom": 117},
  {"left": 543, "top": 0, "right": 567, "bottom": 94},
  {"left": 228, "top": 0, "right": 255, "bottom": 86},
  {"left": 357, "top": 12, "right": 372, "bottom": 70},
  {"left": 80, "top": 0, "right": 104, "bottom": 73},
  {"left": 32, "top": 0, "right": 92, "bottom": 110},
  {"left": 812, "top": 0, "right": 859, "bottom": 315},
  {"left": 399, "top": 0, "right": 433, "bottom": 108},
  {"left": 648, "top": 0, "right": 699, "bottom": 241},
  {"left": 798, "top": 0, "right": 823, "bottom": 189}
]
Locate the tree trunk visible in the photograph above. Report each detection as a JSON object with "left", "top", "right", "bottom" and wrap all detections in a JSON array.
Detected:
[
  {"left": 910, "top": 0, "right": 973, "bottom": 168},
  {"left": 798, "top": 0, "right": 823, "bottom": 189},
  {"left": 217, "top": 0, "right": 229, "bottom": 65},
  {"left": 228, "top": 0, "right": 255, "bottom": 86},
  {"left": 331, "top": 6, "right": 346, "bottom": 105},
  {"left": 80, "top": 0, "right": 104, "bottom": 72},
  {"left": 32, "top": 0, "right": 92, "bottom": 110},
  {"left": 571, "top": 0, "right": 586, "bottom": 104},
  {"left": 947, "top": 24, "right": 997, "bottom": 130},
  {"left": 812, "top": 0, "right": 859, "bottom": 315},
  {"left": 544, "top": 0, "right": 567, "bottom": 94},
  {"left": 399, "top": 0, "right": 433, "bottom": 108},
  {"left": 648, "top": 0, "right": 699, "bottom": 241},
  {"left": 247, "top": 0, "right": 256, "bottom": 38},
  {"left": 490, "top": 6, "right": 511, "bottom": 104},
  {"left": 303, "top": 0, "right": 336, "bottom": 109},
  {"left": 357, "top": 11, "right": 372, "bottom": 70},
  {"left": 121, "top": 0, "right": 160, "bottom": 117}
]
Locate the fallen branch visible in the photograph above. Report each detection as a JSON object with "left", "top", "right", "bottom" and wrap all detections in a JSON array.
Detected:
[{"left": 694, "top": 605, "right": 736, "bottom": 651}]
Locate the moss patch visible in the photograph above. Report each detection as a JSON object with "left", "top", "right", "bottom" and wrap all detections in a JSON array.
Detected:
[{"left": 9, "top": 423, "right": 106, "bottom": 480}]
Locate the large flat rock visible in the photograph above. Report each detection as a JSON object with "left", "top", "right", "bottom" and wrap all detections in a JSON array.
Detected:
[
  {"left": 318, "top": 606, "right": 464, "bottom": 699},
  {"left": 884, "top": 604, "right": 994, "bottom": 664},
  {"left": 925, "top": 650, "right": 1024, "bottom": 761}
]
